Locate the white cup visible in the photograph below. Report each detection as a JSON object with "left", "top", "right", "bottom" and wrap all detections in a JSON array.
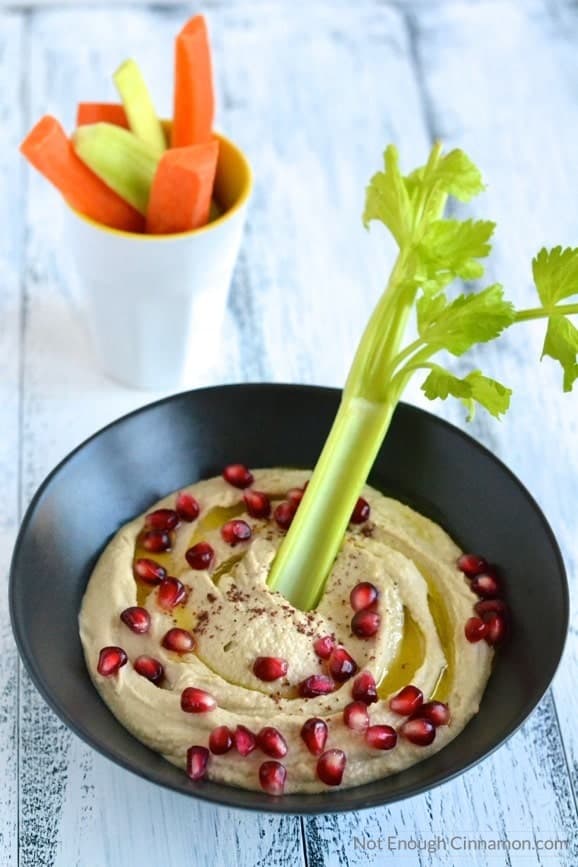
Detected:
[{"left": 64, "top": 131, "right": 252, "bottom": 390}]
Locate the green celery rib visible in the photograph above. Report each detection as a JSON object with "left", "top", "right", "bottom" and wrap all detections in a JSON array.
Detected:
[
  {"left": 268, "top": 146, "right": 448, "bottom": 610},
  {"left": 73, "top": 123, "right": 159, "bottom": 214},
  {"left": 268, "top": 395, "right": 396, "bottom": 611},
  {"left": 114, "top": 59, "right": 167, "bottom": 154},
  {"left": 268, "top": 251, "right": 413, "bottom": 609}
]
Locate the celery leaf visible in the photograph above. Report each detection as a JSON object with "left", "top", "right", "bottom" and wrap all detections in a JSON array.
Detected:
[
  {"left": 421, "top": 365, "right": 512, "bottom": 420},
  {"left": 542, "top": 315, "right": 578, "bottom": 392},
  {"left": 405, "top": 149, "right": 485, "bottom": 205},
  {"left": 417, "top": 218, "right": 495, "bottom": 290},
  {"left": 417, "top": 284, "right": 515, "bottom": 355},
  {"left": 363, "top": 145, "right": 412, "bottom": 246},
  {"left": 533, "top": 246, "right": 578, "bottom": 306},
  {"left": 530, "top": 246, "right": 578, "bottom": 390}
]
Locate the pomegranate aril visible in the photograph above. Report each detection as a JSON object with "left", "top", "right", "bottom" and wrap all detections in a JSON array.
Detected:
[
  {"left": 366, "top": 724, "right": 397, "bottom": 750},
  {"left": 185, "top": 541, "right": 215, "bottom": 570},
  {"left": 133, "top": 655, "right": 164, "bottom": 685},
  {"left": 234, "top": 725, "right": 257, "bottom": 756},
  {"left": 350, "top": 581, "right": 379, "bottom": 612},
  {"left": 186, "top": 745, "right": 209, "bottom": 781},
  {"left": 299, "top": 674, "right": 335, "bottom": 698},
  {"left": 209, "top": 725, "right": 233, "bottom": 755},
  {"left": 141, "top": 529, "right": 172, "bottom": 553},
  {"left": 181, "top": 687, "right": 217, "bottom": 713},
  {"left": 300, "top": 718, "right": 328, "bottom": 756},
  {"left": 351, "top": 497, "right": 371, "bottom": 524},
  {"left": 120, "top": 606, "right": 151, "bottom": 634},
  {"left": 145, "top": 508, "right": 180, "bottom": 531},
  {"left": 257, "top": 726, "right": 288, "bottom": 758},
  {"left": 259, "top": 761, "right": 287, "bottom": 795},
  {"left": 352, "top": 671, "right": 378, "bottom": 705},
  {"left": 157, "top": 577, "right": 187, "bottom": 610},
  {"left": 351, "top": 609, "right": 381, "bottom": 638},
  {"left": 223, "top": 463, "right": 253, "bottom": 489},
  {"left": 484, "top": 613, "right": 507, "bottom": 646},
  {"left": 328, "top": 646, "right": 358, "bottom": 683},
  {"left": 221, "top": 519, "right": 252, "bottom": 546},
  {"left": 162, "top": 628, "right": 195, "bottom": 654},
  {"left": 273, "top": 501, "right": 296, "bottom": 530},
  {"left": 343, "top": 701, "right": 369, "bottom": 732},
  {"left": 470, "top": 573, "right": 502, "bottom": 598},
  {"left": 176, "top": 492, "right": 200, "bottom": 522},
  {"left": 389, "top": 684, "right": 423, "bottom": 716},
  {"left": 313, "top": 635, "right": 335, "bottom": 660},
  {"left": 464, "top": 616, "right": 488, "bottom": 643},
  {"left": 253, "top": 656, "right": 288, "bottom": 682},
  {"left": 413, "top": 700, "right": 450, "bottom": 727},
  {"left": 134, "top": 558, "right": 166, "bottom": 585},
  {"left": 400, "top": 717, "right": 436, "bottom": 746},
  {"left": 287, "top": 487, "right": 305, "bottom": 507},
  {"left": 97, "top": 646, "right": 127, "bottom": 677},
  {"left": 474, "top": 598, "right": 509, "bottom": 619},
  {"left": 457, "top": 553, "right": 488, "bottom": 577},
  {"left": 243, "top": 490, "right": 271, "bottom": 519},
  {"left": 317, "top": 749, "right": 346, "bottom": 786}
]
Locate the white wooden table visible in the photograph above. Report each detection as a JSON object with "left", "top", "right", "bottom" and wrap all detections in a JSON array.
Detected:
[{"left": 1, "top": 1, "right": 577, "bottom": 864}]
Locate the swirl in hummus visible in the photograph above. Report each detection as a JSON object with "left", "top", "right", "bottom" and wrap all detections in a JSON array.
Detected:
[{"left": 79, "top": 468, "right": 495, "bottom": 794}]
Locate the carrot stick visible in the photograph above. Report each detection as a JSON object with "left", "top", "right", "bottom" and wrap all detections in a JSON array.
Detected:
[
  {"left": 146, "top": 140, "right": 219, "bottom": 234},
  {"left": 77, "top": 103, "right": 129, "bottom": 128},
  {"left": 20, "top": 115, "right": 144, "bottom": 233},
  {"left": 172, "top": 15, "right": 215, "bottom": 147}
]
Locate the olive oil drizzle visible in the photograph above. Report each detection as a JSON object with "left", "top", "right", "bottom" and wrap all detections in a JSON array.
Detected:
[
  {"left": 134, "top": 502, "right": 248, "bottom": 606},
  {"left": 377, "top": 570, "right": 455, "bottom": 703}
]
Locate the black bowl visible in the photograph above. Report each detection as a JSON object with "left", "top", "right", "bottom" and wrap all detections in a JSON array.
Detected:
[{"left": 10, "top": 384, "right": 568, "bottom": 814}]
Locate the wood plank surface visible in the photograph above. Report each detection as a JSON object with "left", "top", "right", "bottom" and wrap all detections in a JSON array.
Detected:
[{"left": 0, "top": 14, "right": 24, "bottom": 867}]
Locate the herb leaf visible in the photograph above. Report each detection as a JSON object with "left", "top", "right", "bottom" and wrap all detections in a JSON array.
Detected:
[
  {"left": 363, "top": 145, "right": 412, "bottom": 246},
  {"left": 533, "top": 246, "right": 578, "bottom": 306},
  {"left": 421, "top": 365, "right": 512, "bottom": 421},
  {"left": 417, "top": 284, "right": 516, "bottom": 356},
  {"left": 528, "top": 246, "right": 578, "bottom": 391},
  {"left": 405, "top": 148, "right": 485, "bottom": 205},
  {"left": 417, "top": 218, "right": 495, "bottom": 290},
  {"left": 542, "top": 315, "right": 578, "bottom": 392}
]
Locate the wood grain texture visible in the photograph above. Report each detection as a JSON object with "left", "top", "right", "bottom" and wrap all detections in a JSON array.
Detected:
[
  {"left": 4, "top": 0, "right": 578, "bottom": 865},
  {"left": 0, "top": 13, "right": 24, "bottom": 867},
  {"left": 406, "top": 0, "right": 578, "bottom": 856}
]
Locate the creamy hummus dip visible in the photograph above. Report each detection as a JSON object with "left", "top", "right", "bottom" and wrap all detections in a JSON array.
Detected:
[{"left": 79, "top": 468, "right": 494, "bottom": 794}]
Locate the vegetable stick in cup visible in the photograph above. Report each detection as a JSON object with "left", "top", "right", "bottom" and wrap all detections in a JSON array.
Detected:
[
  {"left": 114, "top": 59, "right": 166, "bottom": 154},
  {"left": 20, "top": 115, "right": 144, "bottom": 233},
  {"left": 73, "top": 122, "right": 159, "bottom": 215},
  {"left": 172, "top": 15, "right": 215, "bottom": 147},
  {"left": 77, "top": 103, "right": 129, "bottom": 128},
  {"left": 146, "top": 140, "right": 219, "bottom": 234}
]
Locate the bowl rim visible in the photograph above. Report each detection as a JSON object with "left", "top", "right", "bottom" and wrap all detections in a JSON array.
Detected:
[{"left": 9, "top": 382, "right": 570, "bottom": 814}]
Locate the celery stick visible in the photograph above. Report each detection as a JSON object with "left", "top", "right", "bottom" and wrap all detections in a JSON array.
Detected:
[
  {"left": 73, "top": 123, "right": 159, "bottom": 215},
  {"left": 114, "top": 59, "right": 167, "bottom": 154}
]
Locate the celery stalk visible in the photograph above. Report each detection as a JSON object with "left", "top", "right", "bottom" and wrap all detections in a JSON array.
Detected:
[
  {"left": 267, "top": 250, "right": 414, "bottom": 610},
  {"left": 114, "top": 59, "right": 167, "bottom": 154},
  {"left": 267, "top": 143, "right": 475, "bottom": 608},
  {"left": 73, "top": 123, "right": 159, "bottom": 214},
  {"left": 268, "top": 142, "right": 578, "bottom": 610}
]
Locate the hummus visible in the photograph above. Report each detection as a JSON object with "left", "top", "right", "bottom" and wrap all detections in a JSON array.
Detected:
[{"left": 79, "top": 468, "right": 493, "bottom": 794}]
